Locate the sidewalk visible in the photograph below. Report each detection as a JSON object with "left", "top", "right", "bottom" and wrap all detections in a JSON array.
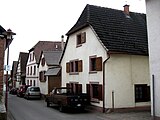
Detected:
[
  {"left": 102, "top": 111, "right": 151, "bottom": 120},
  {"left": 7, "top": 110, "right": 15, "bottom": 120}
]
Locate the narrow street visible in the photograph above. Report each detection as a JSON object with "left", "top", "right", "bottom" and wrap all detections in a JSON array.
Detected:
[
  {"left": 8, "top": 94, "right": 151, "bottom": 120},
  {"left": 8, "top": 94, "right": 107, "bottom": 120}
]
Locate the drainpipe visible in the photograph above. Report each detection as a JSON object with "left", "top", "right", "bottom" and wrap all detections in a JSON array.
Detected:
[
  {"left": 103, "top": 51, "right": 110, "bottom": 113},
  {"left": 152, "top": 74, "right": 155, "bottom": 119}
]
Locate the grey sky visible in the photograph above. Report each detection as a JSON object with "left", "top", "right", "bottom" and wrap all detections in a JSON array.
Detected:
[{"left": 0, "top": 0, "right": 146, "bottom": 66}]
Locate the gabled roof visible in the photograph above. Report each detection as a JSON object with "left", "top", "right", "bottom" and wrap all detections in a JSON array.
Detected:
[
  {"left": 11, "top": 61, "right": 18, "bottom": 80},
  {"left": 29, "top": 41, "right": 63, "bottom": 63},
  {"left": 18, "top": 52, "right": 29, "bottom": 75},
  {"left": 66, "top": 4, "right": 148, "bottom": 55},
  {"left": 0, "top": 25, "right": 12, "bottom": 49},
  {"left": 42, "top": 51, "right": 62, "bottom": 66},
  {"left": 0, "top": 25, "right": 6, "bottom": 34}
]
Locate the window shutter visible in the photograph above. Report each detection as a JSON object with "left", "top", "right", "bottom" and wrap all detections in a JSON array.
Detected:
[
  {"left": 66, "top": 83, "right": 70, "bottom": 87},
  {"left": 66, "top": 62, "right": 70, "bottom": 73},
  {"left": 81, "top": 32, "right": 86, "bottom": 43},
  {"left": 44, "top": 71, "right": 46, "bottom": 81},
  {"left": 96, "top": 57, "right": 102, "bottom": 71},
  {"left": 77, "top": 84, "right": 82, "bottom": 94},
  {"left": 78, "top": 60, "right": 83, "bottom": 72},
  {"left": 98, "top": 84, "right": 103, "bottom": 100},
  {"left": 86, "top": 84, "right": 91, "bottom": 98}
]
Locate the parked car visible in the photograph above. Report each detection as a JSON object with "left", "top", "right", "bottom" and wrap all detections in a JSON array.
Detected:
[
  {"left": 17, "top": 85, "right": 30, "bottom": 97},
  {"left": 24, "top": 86, "right": 41, "bottom": 100},
  {"left": 45, "top": 87, "right": 90, "bottom": 112},
  {"left": 9, "top": 87, "right": 18, "bottom": 95}
]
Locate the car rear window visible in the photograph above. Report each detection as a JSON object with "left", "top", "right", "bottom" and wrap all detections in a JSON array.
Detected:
[{"left": 30, "top": 87, "right": 40, "bottom": 91}]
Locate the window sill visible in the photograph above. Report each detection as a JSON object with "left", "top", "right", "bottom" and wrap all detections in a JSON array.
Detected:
[
  {"left": 69, "top": 72, "right": 79, "bottom": 75},
  {"left": 76, "top": 44, "right": 82, "bottom": 48},
  {"left": 89, "top": 71, "right": 97, "bottom": 74}
]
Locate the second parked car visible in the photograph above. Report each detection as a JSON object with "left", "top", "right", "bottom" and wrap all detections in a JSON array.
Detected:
[
  {"left": 17, "top": 85, "right": 30, "bottom": 97},
  {"left": 24, "top": 86, "right": 41, "bottom": 100}
]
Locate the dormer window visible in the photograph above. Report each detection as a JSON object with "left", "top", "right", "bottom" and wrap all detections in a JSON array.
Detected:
[{"left": 76, "top": 32, "right": 86, "bottom": 47}]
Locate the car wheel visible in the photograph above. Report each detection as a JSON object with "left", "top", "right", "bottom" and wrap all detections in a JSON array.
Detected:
[
  {"left": 47, "top": 102, "right": 50, "bottom": 107},
  {"left": 59, "top": 104, "right": 64, "bottom": 112}
]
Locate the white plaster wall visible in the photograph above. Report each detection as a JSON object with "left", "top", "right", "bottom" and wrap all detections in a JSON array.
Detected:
[
  {"left": 39, "top": 54, "right": 49, "bottom": 95},
  {"left": 61, "top": 26, "right": 150, "bottom": 109},
  {"left": 146, "top": 0, "right": 160, "bottom": 117},
  {"left": 105, "top": 54, "right": 150, "bottom": 108},
  {"left": 61, "top": 26, "right": 107, "bottom": 107},
  {"left": 25, "top": 51, "right": 39, "bottom": 87},
  {"left": 16, "top": 59, "right": 21, "bottom": 88}
]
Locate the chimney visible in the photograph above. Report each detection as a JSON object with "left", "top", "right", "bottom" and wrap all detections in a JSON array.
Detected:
[
  {"left": 123, "top": 4, "right": 130, "bottom": 15},
  {"left": 61, "top": 35, "right": 64, "bottom": 50}
]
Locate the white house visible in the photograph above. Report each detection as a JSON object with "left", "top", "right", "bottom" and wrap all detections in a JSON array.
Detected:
[
  {"left": 38, "top": 51, "right": 62, "bottom": 95},
  {"left": 60, "top": 4, "right": 150, "bottom": 112},
  {"left": 26, "top": 41, "right": 63, "bottom": 87},
  {"left": 146, "top": 0, "right": 160, "bottom": 118}
]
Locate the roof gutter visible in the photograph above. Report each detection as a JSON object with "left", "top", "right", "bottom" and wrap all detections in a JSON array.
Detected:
[{"left": 103, "top": 51, "right": 110, "bottom": 113}]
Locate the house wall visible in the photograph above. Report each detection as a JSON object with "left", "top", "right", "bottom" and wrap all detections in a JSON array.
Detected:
[
  {"left": 39, "top": 79, "right": 48, "bottom": 95},
  {"left": 105, "top": 54, "right": 150, "bottom": 108},
  {"left": 39, "top": 54, "right": 49, "bottom": 95},
  {"left": 146, "top": 0, "right": 160, "bottom": 117},
  {"left": 61, "top": 26, "right": 108, "bottom": 107},
  {"left": 0, "top": 38, "right": 6, "bottom": 93},
  {"left": 61, "top": 26, "right": 150, "bottom": 109},
  {"left": 26, "top": 51, "right": 39, "bottom": 87},
  {"left": 16, "top": 59, "right": 21, "bottom": 88}
]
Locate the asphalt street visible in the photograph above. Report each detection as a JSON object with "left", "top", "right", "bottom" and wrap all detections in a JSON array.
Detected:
[{"left": 8, "top": 94, "right": 151, "bottom": 120}]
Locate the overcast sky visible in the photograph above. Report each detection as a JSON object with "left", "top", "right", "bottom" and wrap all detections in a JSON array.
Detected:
[{"left": 0, "top": 0, "right": 146, "bottom": 67}]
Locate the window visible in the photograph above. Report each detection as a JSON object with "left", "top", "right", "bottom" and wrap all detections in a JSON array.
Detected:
[
  {"left": 41, "top": 58, "right": 45, "bottom": 66},
  {"left": 33, "top": 66, "right": 36, "bottom": 75},
  {"left": 66, "top": 60, "right": 83, "bottom": 73},
  {"left": 66, "top": 83, "right": 82, "bottom": 94},
  {"left": 89, "top": 56, "right": 102, "bottom": 72},
  {"left": 30, "top": 80, "right": 32, "bottom": 86},
  {"left": 30, "top": 66, "right": 32, "bottom": 75},
  {"left": 39, "top": 71, "right": 46, "bottom": 82},
  {"left": 33, "top": 80, "right": 36, "bottom": 86},
  {"left": 29, "top": 54, "right": 32, "bottom": 62},
  {"left": 90, "top": 57, "right": 96, "bottom": 71},
  {"left": 87, "top": 83, "right": 102, "bottom": 102},
  {"left": 27, "top": 67, "right": 29, "bottom": 75},
  {"left": 135, "top": 84, "right": 150, "bottom": 102},
  {"left": 76, "top": 32, "right": 86, "bottom": 46},
  {"left": 27, "top": 80, "right": 29, "bottom": 85},
  {"left": 32, "top": 53, "right": 34, "bottom": 61}
]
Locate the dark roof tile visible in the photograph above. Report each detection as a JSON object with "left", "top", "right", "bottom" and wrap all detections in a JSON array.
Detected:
[
  {"left": 67, "top": 4, "right": 148, "bottom": 55},
  {"left": 30, "top": 41, "right": 63, "bottom": 63}
]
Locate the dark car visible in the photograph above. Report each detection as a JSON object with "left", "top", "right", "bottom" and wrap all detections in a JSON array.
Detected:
[
  {"left": 9, "top": 87, "right": 18, "bottom": 95},
  {"left": 17, "top": 85, "right": 30, "bottom": 97}
]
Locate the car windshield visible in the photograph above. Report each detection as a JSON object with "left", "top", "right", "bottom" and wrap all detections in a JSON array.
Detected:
[
  {"left": 56, "top": 88, "right": 72, "bottom": 94},
  {"left": 30, "top": 87, "right": 40, "bottom": 91}
]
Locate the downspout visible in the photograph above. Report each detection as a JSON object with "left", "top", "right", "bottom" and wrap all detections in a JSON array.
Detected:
[{"left": 103, "top": 51, "right": 110, "bottom": 113}]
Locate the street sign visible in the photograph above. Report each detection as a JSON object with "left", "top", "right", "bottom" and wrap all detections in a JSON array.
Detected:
[{"left": 4, "top": 65, "right": 10, "bottom": 71}]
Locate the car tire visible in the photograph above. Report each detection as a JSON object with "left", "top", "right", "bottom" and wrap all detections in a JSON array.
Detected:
[
  {"left": 47, "top": 102, "right": 50, "bottom": 107},
  {"left": 59, "top": 104, "right": 64, "bottom": 112}
]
